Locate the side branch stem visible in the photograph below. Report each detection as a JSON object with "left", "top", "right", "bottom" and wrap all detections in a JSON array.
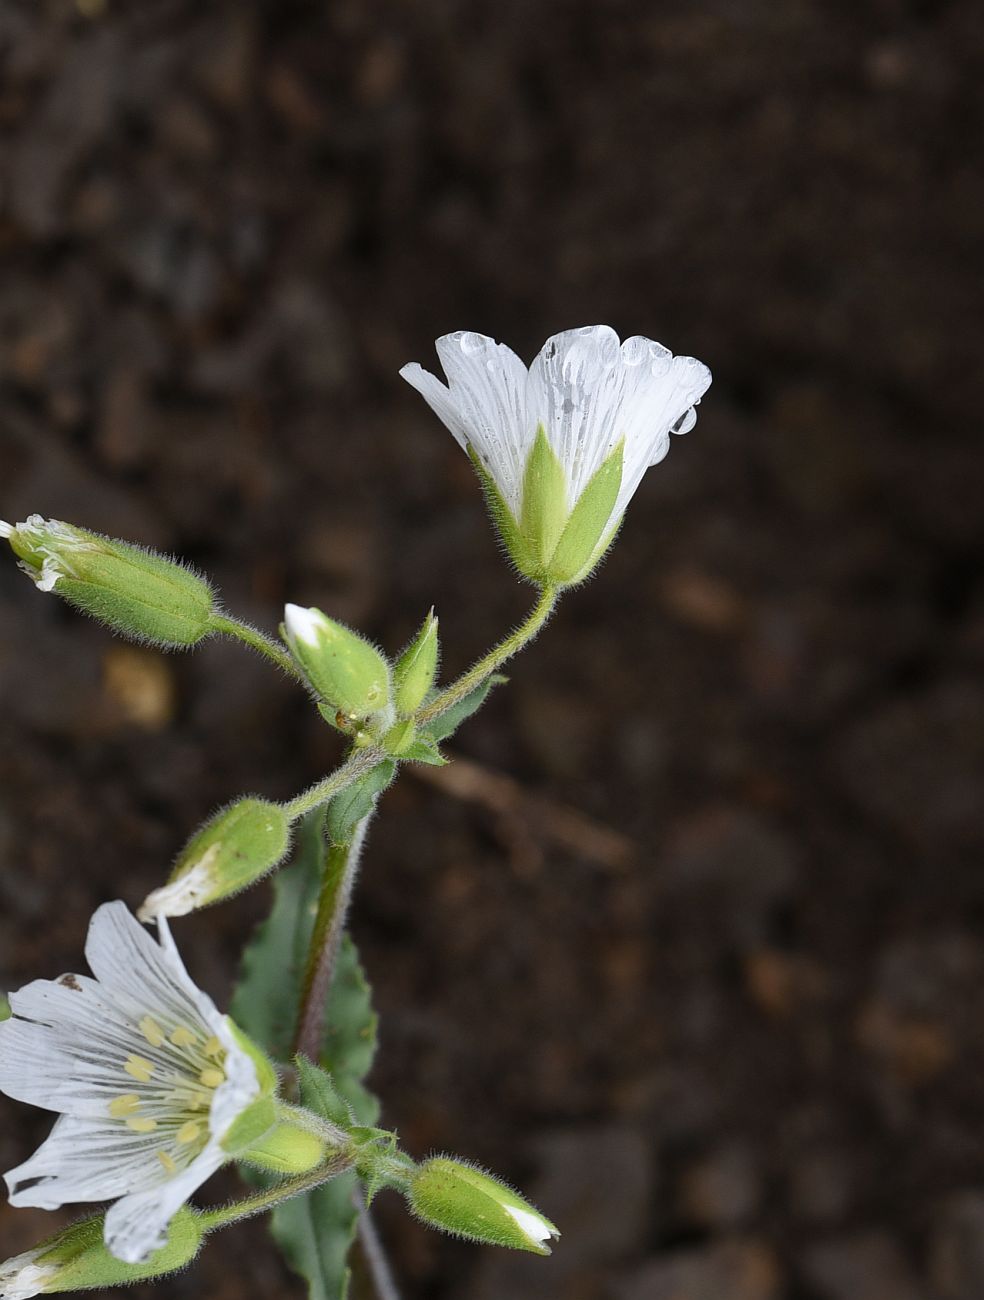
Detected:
[
  {"left": 415, "top": 586, "right": 559, "bottom": 725},
  {"left": 210, "top": 613, "right": 306, "bottom": 682},
  {"left": 284, "top": 749, "right": 384, "bottom": 822},
  {"left": 293, "top": 818, "right": 370, "bottom": 1061},
  {"left": 200, "top": 1154, "right": 354, "bottom": 1231}
]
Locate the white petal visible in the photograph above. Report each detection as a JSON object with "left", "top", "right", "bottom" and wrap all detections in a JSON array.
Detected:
[
  {"left": 103, "top": 1145, "right": 224, "bottom": 1264},
  {"left": 399, "top": 363, "right": 473, "bottom": 452},
  {"left": 283, "top": 603, "right": 324, "bottom": 649},
  {"left": 527, "top": 326, "right": 626, "bottom": 502},
  {"left": 504, "top": 1203, "right": 554, "bottom": 1245},
  {"left": 0, "top": 521, "right": 13, "bottom": 539},
  {"left": 137, "top": 860, "right": 214, "bottom": 922},
  {"left": 84, "top": 902, "right": 224, "bottom": 1040},
  {"left": 613, "top": 342, "right": 712, "bottom": 517},
  {"left": 5, "top": 1114, "right": 166, "bottom": 1209},
  {"left": 403, "top": 333, "right": 532, "bottom": 514},
  {"left": 0, "top": 1250, "right": 56, "bottom": 1300},
  {"left": 0, "top": 997, "right": 147, "bottom": 1118}
]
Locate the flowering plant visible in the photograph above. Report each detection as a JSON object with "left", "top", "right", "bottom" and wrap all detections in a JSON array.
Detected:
[{"left": 0, "top": 325, "right": 709, "bottom": 1298}]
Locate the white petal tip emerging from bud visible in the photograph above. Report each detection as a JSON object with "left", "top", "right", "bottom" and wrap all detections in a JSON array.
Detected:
[
  {"left": 503, "top": 1205, "right": 558, "bottom": 1251},
  {"left": 0, "top": 1251, "right": 57, "bottom": 1299},
  {"left": 283, "top": 603, "right": 324, "bottom": 648},
  {"left": 137, "top": 859, "right": 215, "bottom": 923},
  {"left": 0, "top": 521, "right": 13, "bottom": 539}
]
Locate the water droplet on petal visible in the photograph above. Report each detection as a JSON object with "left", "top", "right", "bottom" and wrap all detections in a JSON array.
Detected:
[{"left": 671, "top": 407, "right": 698, "bottom": 435}]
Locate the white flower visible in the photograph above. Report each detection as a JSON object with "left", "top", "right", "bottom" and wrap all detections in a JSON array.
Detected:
[
  {"left": 400, "top": 326, "right": 711, "bottom": 584},
  {"left": 0, "top": 903, "right": 261, "bottom": 1265},
  {"left": 0, "top": 1249, "right": 57, "bottom": 1300},
  {"left": 0, "top": 516, "right": 87, "bottom": 593}
]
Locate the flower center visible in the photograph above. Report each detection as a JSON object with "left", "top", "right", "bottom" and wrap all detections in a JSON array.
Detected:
[{"left": 107, "top": 1015, "right": 228, "bottom": 1177}]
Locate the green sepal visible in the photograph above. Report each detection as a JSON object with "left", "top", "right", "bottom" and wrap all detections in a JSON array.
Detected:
[
  {"left": 239, "top": 1119, "right": 327, "bottom": 1175},
  {"left": 0, "top": 994, "right": 9, "bottom": 1021},
  {"left": 12, "top": 1208, "right": 204, "bottom": 1294},
  {"left": 546, "top": 439, "right": 624, "bottom": 585},
  {"left": 225, "top": 1018, "right": 279, "bottom": 1096},
  {"left": 295, "top": 1056, "right": 355, "bottom": 1129},
  {"left": 220, "top": 1095, "right": 277, "bottom": 1156},
  {"left": 467, "top": 447, "right": 536, "bottom": 578},
  {"left": 400, "top": 735, "right": 447, "bottom": 766},
  {"left": 4, "top": 516, "right": 214, "bottom": 646},
  {"left": 409, "top": 1158, "right": 559, "bottom": 1256},
  {"left": 426, "top": 674, "right": 507, "bottom": 742},
  {"left": 519, "top": 425, "right": 569, "bottom": 574},
  {"left": 393, "top": 610, "right": 440, "bottom": 715},
  {"left": 325, "top": 760, "right": 396, "bottom": 846}
]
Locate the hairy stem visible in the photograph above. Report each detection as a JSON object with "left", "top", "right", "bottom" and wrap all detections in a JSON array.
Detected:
[
  {"left": 284, "top": 748, "right": 384, "bottom": 822},
  {"left": 293, "top": 818, "right": 370, "bottom": 1060},
  {"left": 210, "top": 613, "right": 306, "bottom": 682},
  {"left": 415, "top": 585, "right": 559, "bottom": 725},
  {"left": 354, "top": 1187, "right": 403, "bottom": 1300},
  {"left": 200, "top": 1155, "right": 354, "bottom": 1231}
]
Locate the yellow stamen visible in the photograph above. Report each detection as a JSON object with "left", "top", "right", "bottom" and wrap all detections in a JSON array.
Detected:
[
  {"left": 176, "top": 1121, "right": 201, "bottom": 1145},
  {"left": 203, "top": 1035, "right": 223, "bottom": 1059},
  {"left": 124, "top": 1055, "right": 155, "bottom": 1083},
  {"left": 139, "top": 1016, "right": 165, "bottom": 1048},
  {"left": 108, "top": 1094, "right": 141, "bottom": 1119},
  {"left": 126, "top": 1116, "right": 158, "bottom": 1133},
  {"left": 199, "top": 1067, "right": 225, "bottom": 1089},
  {"left": 170, "top": 1026, "right": 197, "bottom": 1049},
  {"left": 158, "top": 1151, "right": 177, "bottom": 1175}
]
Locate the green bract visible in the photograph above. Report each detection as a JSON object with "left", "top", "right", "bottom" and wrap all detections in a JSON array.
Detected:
[
  {"left": 138, "top": 798, "right": 291, "bottom": 921},
  {"left": 1, "top": 515, "right": 215, "bottom": 646},
  {"left": 393, "top": 609, "right": 440, "bottom": 715},
  {"left": 283, "top": 604, "right": 391, "bottom": 719},
  {"left": 409, "top": 1157, "right": 559, "bottom": 1256}
]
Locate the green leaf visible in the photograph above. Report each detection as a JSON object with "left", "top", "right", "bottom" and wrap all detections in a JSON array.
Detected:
[
  {"left": 519, "top": 425, "right": 569, "bottom": 572},
  {"left": 426, "top": 674, "right": 507, "bottom": 742},
  {"left": 231, "top": 812, "right": 380, "bottom": 1300},
  {"left": 547, "top": 439, "right": 623, "bottom": 584},
  {"left": 400, "top": 737, "right": 448, "bottom": 766},
  {"left": 325, "top": 760, "right": 396, "bottom": 846}
]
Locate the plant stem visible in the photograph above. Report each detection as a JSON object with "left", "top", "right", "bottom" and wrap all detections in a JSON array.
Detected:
[
  {"left": 200, "top": 1155, "right": 354, "bottom": 1231},
  {"left": 354, "top": 1187, "right": 402, "bottom": 1300},
  {"left": 210, "top": 613, "right": 306, "bottom": 682},
  {"left": 415, "top": 585, "right": 559, "bottom": 726},
  {"left": 284, "top": 748, "right": 384, "bottom": 822},
  {"left": 293, "top": 818, "right": 370, "bottom": 1060}
]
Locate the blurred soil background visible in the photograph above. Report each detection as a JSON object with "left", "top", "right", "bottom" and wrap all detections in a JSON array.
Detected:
[{"left": 1, "top": 1, "right": 983, "bottom": 1297}]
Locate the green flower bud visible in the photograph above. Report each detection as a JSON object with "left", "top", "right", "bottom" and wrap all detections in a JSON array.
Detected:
[
  {"left": 408, "top": 1157, "right": 559, "bottom": 1256},
  {"left": 239, "top": 1119, "right": 329, "bottom": 1175},
  {"left": 138, "top": 798, "right": 291, "bottom": 921},
  {"left": 393, "top": 610, "right": 440, "bottom": 715},
  {"left": 0, "top": 1208, "right": 203, "bottom": 1296},
  {"left": 1, "top": 516, "right": 215, "bottom": 646},
  {"left": 283, "top": 604, "right": 391, "bottom": 718}
]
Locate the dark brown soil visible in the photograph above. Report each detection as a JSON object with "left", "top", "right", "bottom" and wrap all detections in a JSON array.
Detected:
[{"left": 2, "top": 2, "right": 983, "bottom": 1298}]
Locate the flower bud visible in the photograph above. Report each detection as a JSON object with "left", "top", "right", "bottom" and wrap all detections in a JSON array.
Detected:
[
  {"left": 1, "top": 516, "right": 215, "bottom": 646},
  {"left": 408, "top": 1157, "right": 559, "bottom": 1255},
  {"left": 393, "top": 610, "right": 440, "bottom": 715},
  {"left": 0, "top": 1208, "right": 203, "bottom": 1296},
  {"left": 238, "top": 1118, "right": 329, "bottom": 1175},
  {"left": 138, "top": 798, "right": 291, "bottom": 921},
  {"left": 283, "top": 604, "right": 391, "bottom": 718}
]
